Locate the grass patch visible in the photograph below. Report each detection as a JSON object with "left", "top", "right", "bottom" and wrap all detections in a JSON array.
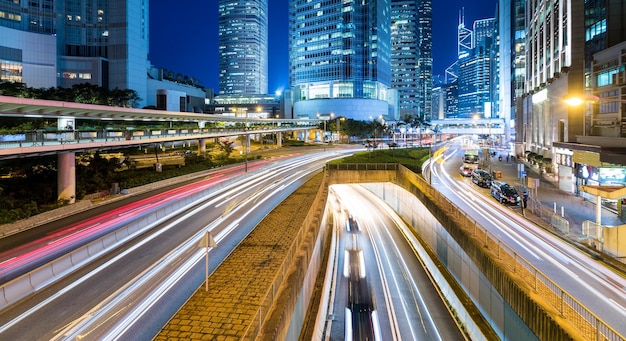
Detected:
[{"left": 327, "top": 147, "right": 429, "bottom": 173}]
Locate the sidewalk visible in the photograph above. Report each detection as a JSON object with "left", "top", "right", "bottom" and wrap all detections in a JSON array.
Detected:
[{"left": 485, "top": 152, "right": 626, "bottom": 237}]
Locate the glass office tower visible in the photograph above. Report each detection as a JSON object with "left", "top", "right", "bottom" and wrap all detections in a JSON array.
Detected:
[
  {"left": 391, "top": 0, "right": 433, "bottom": 121},
  {"left": 218, "top": 0, "right": 268, "bottom": 95},
  {"left": 457, "top": 18, "right": 495, "bottom": 118},
  {"left": 58, "top": 0, "right": 150, "bottom": 102},
  {"left": 289, "top": 0, "right": 392, "bottom": 120},
  {"left": 0, "top": 0, "right": 57, "bottom": 87}
]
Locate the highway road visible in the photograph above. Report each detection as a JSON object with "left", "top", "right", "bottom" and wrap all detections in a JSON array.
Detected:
[
  {"left": 0, "top": 149, "right": 353, "bottom": 340},
  {"left": 430, "top": 138, "right": 626, "bottom": 338},
  {"left": 323, "top": 184, "right": 466, "bottom": 341}
]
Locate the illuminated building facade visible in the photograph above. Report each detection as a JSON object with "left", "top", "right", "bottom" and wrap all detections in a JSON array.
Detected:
[
  {"left": 289, "top": 0, "right": 393, "bottom": 120},
  {"left": 218, "top": 0, "right": 268, "bottom": 95}
]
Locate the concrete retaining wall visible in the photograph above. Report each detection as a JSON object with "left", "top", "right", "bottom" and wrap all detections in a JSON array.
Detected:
[
  {"left": 392, "top": 166, "right": 578, "bottom": 340},
  {"left": 263, "top": 164, "right": 578, "bottom": 341}
]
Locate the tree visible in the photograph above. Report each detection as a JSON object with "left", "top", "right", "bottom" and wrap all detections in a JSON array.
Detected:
[
  {"left": 216, "top": 139, "right": 235, "bottom": 160},
  {"left": 0, "top": 81, "right": 28, "bottom": 97},
  {"left": 431, "top": 124, "right": 442, "bottom": 145}
]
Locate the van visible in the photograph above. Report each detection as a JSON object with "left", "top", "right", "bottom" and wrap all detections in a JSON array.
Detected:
[
  {"left": 491, "top": 181, "right": 520, "bottom": 205},
  {"left": 471, "top": 169, "right": 492, "bottom": 188}
]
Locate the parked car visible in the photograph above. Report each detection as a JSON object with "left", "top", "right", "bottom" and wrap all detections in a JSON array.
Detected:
[
  {"left": 490, "top": 181, "right": 520, "bottom": 205},
  {"left": 459, "top": 165, "right": 474, "bottom": 177},
  {"left": 471, "top": 169, "right": 492, "bottom": 187}
]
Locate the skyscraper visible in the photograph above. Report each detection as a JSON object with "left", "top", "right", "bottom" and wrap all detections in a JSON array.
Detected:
[
  {"left": 218, "top": 0, "right": 268, "bottom": 95},
  {"left": 58, "top": 0, "right": 150, "bottom": 103},
  {"left": 497, "top": 0, "right": 526, "bottom": 142},
  {"left": 0, "top": 0, "right": 57, "bottom": 87},
  {"left": 289, "top": 0, "right": 392, "bottom": 120},
  {"left": 1, "top": 0, "right": 152, "bottom": 106},
  {"left": 518, "top": 0, "right": 585, "bottom": 155},
  {"left": 391, "top": 0, "right": 432, "bottom": 121},
  {"left": 457, "top": 17, "right": 495, "bottom": 118}
]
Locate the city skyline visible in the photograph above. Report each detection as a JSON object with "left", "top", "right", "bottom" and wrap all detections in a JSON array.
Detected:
[{"left": 150, "top": 0, "right": 496, "bottom": 94}]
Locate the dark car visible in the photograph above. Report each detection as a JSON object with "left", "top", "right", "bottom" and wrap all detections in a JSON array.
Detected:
[
  {"left": 491, "top": 181, "right": 520, "bottom": 205},
  {"left": 471, "top": 169, "right": 492, "bottom": 187}
]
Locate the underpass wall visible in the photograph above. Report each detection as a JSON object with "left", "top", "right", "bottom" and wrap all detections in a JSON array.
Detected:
[
  {"left": 318, "top": 164, "right": 578, "bottom": 340},
  {"left": 362, "top": 181, "right": 538, "bottom": 341},
  {"left": 383, "top": 166, "right": 577, "bottom": 340}
]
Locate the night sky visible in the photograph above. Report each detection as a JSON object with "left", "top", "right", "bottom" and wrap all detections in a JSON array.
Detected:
[{"left": 149, "top": 0, "right": 497, "bottom": 94}]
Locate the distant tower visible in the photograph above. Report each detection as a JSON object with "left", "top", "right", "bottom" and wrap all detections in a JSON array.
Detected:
[
  {"left": 457, "top": 8, "right": 473, "bottom": 59},
  {"left": 218, "top": 0, "right": 268, "bottom": 95},
  {"left": 457, "top": 17, "right": 495, "bottom": 118},
  {"left": 391, "top": 0, "right": 433, "bottom": 121}
]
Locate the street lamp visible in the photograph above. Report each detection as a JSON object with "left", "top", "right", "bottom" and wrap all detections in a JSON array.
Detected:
[
  {"left": 238, "top": 107, "right": 249, "bottom": 172},
  {"left": 337, "top": 116, "right": 345, "bottom": 143},
  {"left": 564, "top": 93, "right": 626, "bottom": 132},
  {"left": 330, "top": 113, "right": 335, "bottom": 142},
  {"left": 317, "top": 113, "right": 328, "bottom": 142}
]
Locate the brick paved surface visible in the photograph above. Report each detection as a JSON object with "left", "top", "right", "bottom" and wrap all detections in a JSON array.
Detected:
[{"left": 155, "top": 173, "right": 323, "bottom": 341}]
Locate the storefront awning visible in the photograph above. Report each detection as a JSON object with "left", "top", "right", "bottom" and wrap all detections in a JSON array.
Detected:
[{"left": 581, "top": 185, "right": 626, "bottom": 199}]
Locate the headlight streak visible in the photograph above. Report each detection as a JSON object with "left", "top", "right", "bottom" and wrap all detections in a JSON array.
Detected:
[
  {"left": 350, "top": 185, "right": 437, "bottom": 341},
  {"left": 437, "top": 159, "right": 611, "bottom": 279},
  {"left": 332, "top": 185, "right": 401, "bottom": 341},
  {"left": 321, "top": 201, "right": 341, "bottom": 340},
  {"left": 2, "top": 201, "right": 223, "bottom": 336},
  {"left": 52, "top": 156, "right": 331, "bottom": 340},
  {"left": 3, "top": 152, "right": 334, "bottom": 337},
  {"left": 354, "top": 185, "right": 448, "bottom": 341},
  {"left": 432, "top": 145, "right": 626, "bottom": 322},
  {"left": 362, "top": 208, "right": 423, "bottom": 340}
]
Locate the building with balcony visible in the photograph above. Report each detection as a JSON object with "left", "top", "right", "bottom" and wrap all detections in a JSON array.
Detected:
[{"left": 519, "top": 0, "right": 626, "bottom": 209}]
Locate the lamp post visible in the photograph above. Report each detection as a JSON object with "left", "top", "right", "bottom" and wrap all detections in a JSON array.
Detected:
[
  {"left": 561, "top": 93, "right": 624, "bottom": 136},
  {"left": 237, "top": 107, "right": 249, "bottom": 172},
  {"left": 338, "top": 116, "right": 345, "bottom": 143},
  {"left": 330, "top": 113, "right": 334, "bottom": 142},
  {"left": 316, "top": 113, "right": 327, "bottom": 142},
  {"left": 563, "top": 95, "right": 593, "bottom": 137},
  {"left": 563, "top": 93, "right": 626, "bottom": 135}
]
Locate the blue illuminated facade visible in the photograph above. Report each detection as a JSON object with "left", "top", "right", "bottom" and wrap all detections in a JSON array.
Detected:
[
  {"left": 289, "top": 0, "right": 393, "bottom": 120},
  {"left": 218, "top": 0, "right": 268, "bottom": 95}
]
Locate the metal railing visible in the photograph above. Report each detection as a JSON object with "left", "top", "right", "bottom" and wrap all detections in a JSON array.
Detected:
[
  {"left": 398, "top": 165, "right": 624, "bottom": 341},
  {"left": 241, "top": 171, "right": 330, "bottom": 340},
  {"left": 0, "top": 125, "right": 317, "bottom": 149}
]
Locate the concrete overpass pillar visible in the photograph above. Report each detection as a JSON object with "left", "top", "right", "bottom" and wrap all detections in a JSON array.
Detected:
[
  {"left": 277, "top": 132, "right": 282, "bottom": 148},
  {"left": 304, "top": 130, "right": 309, "bottom": 142},
  {"left": 58, "top": 151, "right": 76, "bottom": 204},
  {"left": 198, "top": 138, "right": 206, "bottom": 156}
]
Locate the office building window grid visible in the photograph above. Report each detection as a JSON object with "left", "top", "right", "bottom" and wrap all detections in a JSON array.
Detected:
[
  {"left": 218, "top": 0, "right": 269, "bottom": 95},
  {"left": 289, "top": 0, "right": 391, "bottom": 102}
]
